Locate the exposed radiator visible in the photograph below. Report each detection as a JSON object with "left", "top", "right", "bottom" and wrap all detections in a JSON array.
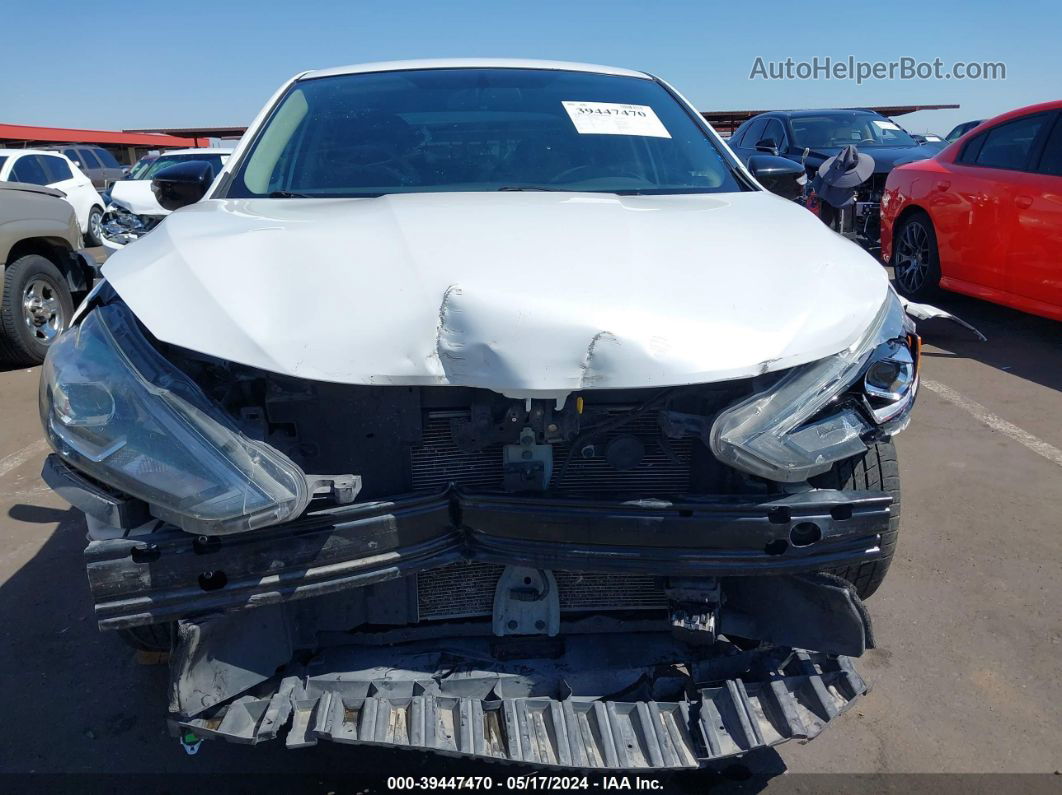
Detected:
[
  {"left": 410, "top": 411, "right": 693, "bottom": 496},
  {"left": 417, "top": 561, "right": 667, "bottom": 621}
]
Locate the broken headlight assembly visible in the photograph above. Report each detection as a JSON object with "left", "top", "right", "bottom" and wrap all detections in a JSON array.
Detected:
[
  {"left": 100, "top": 205, "right": 158, "bottom": 246},
  {"left": 39, "top": 302, "right": 312, "bottom": 535},
  {"left": 711, "top": 290, "right": 918, "bottom": 482}
]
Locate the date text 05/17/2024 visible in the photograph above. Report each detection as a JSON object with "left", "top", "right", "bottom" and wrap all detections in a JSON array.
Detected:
[{"left": 386, "top": 775, "right": 666, "bottom": 790}]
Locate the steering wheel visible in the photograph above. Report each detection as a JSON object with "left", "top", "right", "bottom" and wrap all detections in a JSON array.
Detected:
[{"left": 550, "top": 164, "right": 644, "bottom": 184}]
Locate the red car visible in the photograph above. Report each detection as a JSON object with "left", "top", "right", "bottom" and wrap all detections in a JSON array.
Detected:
[{"left": 881, "top": 100, "right": 1062, "bottom": 321}]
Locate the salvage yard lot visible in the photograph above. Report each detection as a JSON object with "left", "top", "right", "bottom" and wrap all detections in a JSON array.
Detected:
[{"left": 0, "top": 278, "right": 1058, "bottom": 787}]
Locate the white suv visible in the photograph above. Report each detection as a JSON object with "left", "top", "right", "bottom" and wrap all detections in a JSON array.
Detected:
[{"left": 0, "top": 149, "right": 106, "bottom": 244}]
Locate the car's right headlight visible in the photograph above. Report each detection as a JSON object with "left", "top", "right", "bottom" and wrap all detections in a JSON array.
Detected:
[
  {"left": 40, "top": 302, "right": 311, "bottom": 535},
  {"left": 710, "top": 290, "right": 918, "bottom": 483}
]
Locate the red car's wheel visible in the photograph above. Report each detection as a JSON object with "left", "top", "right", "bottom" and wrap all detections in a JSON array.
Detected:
[{"left": 892, "top": 211, "right": 941, "bottom": 300}]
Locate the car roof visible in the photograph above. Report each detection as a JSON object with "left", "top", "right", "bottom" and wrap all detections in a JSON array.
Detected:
[
  {"left": 301, "top": 58, "right": 651, "bottom": 81},
  {"left": 773, "top": 109, "right": 882, "bottom": 119},
  {"left": 942, "top": 101, "right": 1062, "bottom": 149},
  {"left": 980, "top": 99, "right": 1062, "bottom": 128},
  {"left": 157, "top": 148, "right": 235, "bottom": 156},
  {"left": 733, "top": 109, "right": 885, "bottom": 131},
  {"left": 0, "top": 148, "right": 65, "bottom": 157}
]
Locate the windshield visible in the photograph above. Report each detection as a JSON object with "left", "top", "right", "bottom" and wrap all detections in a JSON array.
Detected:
[
  {"left": 129, "top": 153, "right": 228, "bottom": 180},
  {"left": 790, "top": 113, "right": 918, "bottom": 149},
  {"left": 126, "top": 157, "right": 157, "bottom": 179},
  {"left": 226, "top": 68, "right": 743, "bottom": 197},
  {"left": 946, "top": 120, "right": 982, "bottom": 142}
]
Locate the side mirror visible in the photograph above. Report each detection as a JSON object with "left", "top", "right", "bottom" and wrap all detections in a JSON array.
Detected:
[
  {"left": 151, "top": 160, "right": 215, "bottom": 211},
  {"left": 755, "top": 138, "right": 780, "bottom": 156},
  {"left": 748, "top": 155, "right": 806, "bottom": 201}
]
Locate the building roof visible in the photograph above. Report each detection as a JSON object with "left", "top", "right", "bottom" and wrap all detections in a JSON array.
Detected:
[
  {"left": 0, "top": 122, "right": 197, "bottom": 148},
  {"left": 124, "top": 126, "right": 248, "bottom": 140}
]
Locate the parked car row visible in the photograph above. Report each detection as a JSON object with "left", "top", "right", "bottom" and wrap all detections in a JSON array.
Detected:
[
  {"left": 0, "top": 145, "right": 234, "bottom": 362},
  {"left": 3, "top": 92, "right": 1056, "bottom": 371},
  {"left": 0, "top": 149, "right": 106, "bottom": 244}
]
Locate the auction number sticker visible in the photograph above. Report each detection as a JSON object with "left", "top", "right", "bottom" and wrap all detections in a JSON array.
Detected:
[{"left": 562, "top": 101, "right": 671, "bottom": 138}]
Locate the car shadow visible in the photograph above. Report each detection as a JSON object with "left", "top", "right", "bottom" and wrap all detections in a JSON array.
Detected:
[
  {"left": 7, "top": 503, "right": 69, "bottom": 524},
  {"left": 910, "top": 290, "right": 1062, "bottom": 393},
  {"left": 0, "top": 362, "right": 39, "bottom": 375},
  {"left": 0, "top": 502, "right": 785, "bottom": 790}
]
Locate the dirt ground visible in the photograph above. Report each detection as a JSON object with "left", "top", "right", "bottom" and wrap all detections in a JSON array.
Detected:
[{"left": 0, "top": 264, "right": 1059, "bottom": 792}]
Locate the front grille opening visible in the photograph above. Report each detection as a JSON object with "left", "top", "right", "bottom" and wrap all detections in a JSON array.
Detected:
[
  {"left": 410, "top": 411, "right": 693, "bottom": 497},
  {"left": 416, "top": 562, "right": 667, "bottom": 622}
]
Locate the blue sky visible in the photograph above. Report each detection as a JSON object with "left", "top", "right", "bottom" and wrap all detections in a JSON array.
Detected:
[{"left": 2, "top": 0, "right": 1058, "bottom": 136}]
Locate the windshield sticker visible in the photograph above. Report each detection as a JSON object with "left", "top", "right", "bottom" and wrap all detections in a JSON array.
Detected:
[
  {"left": 562, "top": 102, "right": 671, "bottom": 138},
  {"left": 872, "top": 120, "right": 902, "bottom": 131}
]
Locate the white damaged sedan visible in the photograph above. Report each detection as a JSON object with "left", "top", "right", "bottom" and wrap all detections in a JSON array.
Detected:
[{"left": 41, "top": 60, "right": 919, "bottom": 769}]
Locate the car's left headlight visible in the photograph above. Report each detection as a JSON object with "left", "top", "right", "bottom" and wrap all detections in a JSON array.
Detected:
[
  {"left": 710, "top": 289, "right": 918, "bottom": 482},
  {"left": 39, "top": 301, "right": 312, "bottom": 535}
]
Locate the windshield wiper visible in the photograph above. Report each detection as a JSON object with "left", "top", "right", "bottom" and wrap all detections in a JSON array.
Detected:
[
  {"left": 269, "top": 190, "right": 309, "bottom": 198},
  {"left": 497, "top": 185, "right": 565, "bottom": 192}
]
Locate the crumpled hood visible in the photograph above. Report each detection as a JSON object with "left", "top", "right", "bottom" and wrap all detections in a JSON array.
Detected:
[
  {"left": 102, "top": 191, "right": 888, "bottom": 398},
  {"left": 108, "top": 179, "right": 166, "bottom": 216}
]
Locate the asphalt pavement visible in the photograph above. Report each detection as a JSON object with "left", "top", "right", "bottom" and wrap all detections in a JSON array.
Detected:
[{"left": 0, "top": 265, "right": 1059, "bottom": 792}]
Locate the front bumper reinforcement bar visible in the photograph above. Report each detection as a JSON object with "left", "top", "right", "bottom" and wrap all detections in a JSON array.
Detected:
[{"left": 42, "top": 454, "right": 893, "bottom": 630}]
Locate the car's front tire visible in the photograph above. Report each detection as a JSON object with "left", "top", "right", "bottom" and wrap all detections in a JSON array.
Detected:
[
  {"left": 891, "top": 211, "right": 941, "bottom": 300},
  {"left": 0, "top": 254, "right": 74, "bottom": 364},
  {"left": 810, "top": 442, "right": 901, "bottom": 599},
  {"left": 85, "top": 205, "right": 105, "bottom": 246}
]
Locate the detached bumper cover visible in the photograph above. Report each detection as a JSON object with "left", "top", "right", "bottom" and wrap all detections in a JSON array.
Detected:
[{"left": 173, "top": 643, "right": 868, "bottom": 770}]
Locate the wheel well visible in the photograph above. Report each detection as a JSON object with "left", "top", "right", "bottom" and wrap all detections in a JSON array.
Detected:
[
  {"left": 6, "top": 237, "right": 70, "bottom": 269},
  {"left": 888, "top": 205, "right": 932, "bottom": 260},
  {"left": 894, "top": 205, "right": 931, "bottom": 232},
  {"left": 5, "top": 237, "right": 85, "bottom": 293}
]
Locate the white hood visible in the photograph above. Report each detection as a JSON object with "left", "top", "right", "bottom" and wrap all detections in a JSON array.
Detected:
[
  {"left": 102, "top": 191, "right": 889, "bottom": 398},
  {"left": 109, "top": 179, "right": 166, "bottom": 216}
]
